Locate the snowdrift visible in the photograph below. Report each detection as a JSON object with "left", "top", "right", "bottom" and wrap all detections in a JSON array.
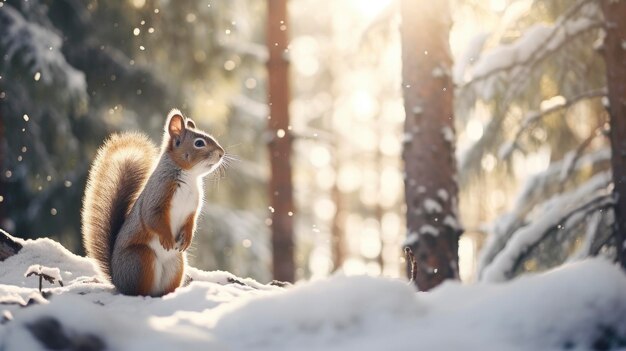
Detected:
[{"left": 1, "top": 232, "right": 625, "bottom": 350}]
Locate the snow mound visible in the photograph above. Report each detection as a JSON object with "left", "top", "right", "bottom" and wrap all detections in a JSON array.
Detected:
[
  {"left": 2, "top": 235, "right": 626, "bottom": 350},
  {"left": 0, "top": 236, "right": 99, "bottom": 288},
  {"left": 210, "top": 275, "right": 424, "bottom": 349}
]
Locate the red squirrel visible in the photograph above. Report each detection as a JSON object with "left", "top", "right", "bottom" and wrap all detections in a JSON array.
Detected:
[{"left": 82, "top": 109, "right": 224, "bottom": 296}]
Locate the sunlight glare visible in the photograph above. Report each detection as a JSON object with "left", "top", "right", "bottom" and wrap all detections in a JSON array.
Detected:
[
  {"left": 466, "top": 118, "right": 484, "bottom": 141},
  {"left": 309, "top": 247, "right": 333, "bottom": 278},
  {"left": 310, "top": 145, "right": 331, "bottom": 167},
  {"left": 459, "top": 235, "right": 475, "bottom": 282},
  {"left": 130, "top": 0, "right": 145, "bottom": 8},
  {"left": 337, "top": 165, "right": 362, "bottom": 193},
  {"left": 313, "top": 197, "right": 337, "bottom": 221},
  {"left": 513, "top": 146, "right": 551, "bottom": 179},
  {"left": 360, "top": 225, "right": 382, "bottom": 259},
  {"left": 379, "top": 132, "right": 401, "bottom": 156},
  {"left": 291, "top": 36, "right": 320, "bottom": 77},
  {"left": 490, "top": 0, "right": 507, "bottom": 13},
  {"left": 351, "top": 0, "right": 393, "bottom": 20},
  {"left": 350, "top": 90, "right": 377, "bottom": 120},
  {"left": 380, "top": 167, "right": 402, "bottom": 208},
  {"left": 381, "top": 212, "right": 401, "bottom": 243},
  {"left": 315, "top": 167, "right": 335, "bottom": 190},
  {"left": 342, "top": 258, "right": 367, "bottom": 275}
]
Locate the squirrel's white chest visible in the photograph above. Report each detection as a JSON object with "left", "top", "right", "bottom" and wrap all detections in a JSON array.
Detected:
[{"left": 169, "top": 173, "right": 202, "bottom": 237}]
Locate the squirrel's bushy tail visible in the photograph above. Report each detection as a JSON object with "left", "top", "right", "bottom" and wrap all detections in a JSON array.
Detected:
[{"left": 82, "top": 132, "right": 158, "bottom": 279}]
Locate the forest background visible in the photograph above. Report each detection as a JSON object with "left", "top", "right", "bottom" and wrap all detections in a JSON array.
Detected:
[{"left": 1, "top": 0, "right": 623, "bottom": 290}]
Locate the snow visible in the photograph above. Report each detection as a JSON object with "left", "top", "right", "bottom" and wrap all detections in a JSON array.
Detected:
[
  {"left": 0, "top": 237, "right": 98, "bottom": 288},
  {"left": 423, "top": 198, "right": 443, "bottom": 214},
  {"left": 441, "top": 126, "right": 454, "bottom": 143},
  {"left": 443, "top": 215, "right": 460, "bottom": 230},
  {"left": 478, "top": 148, "right": 611, "bottom": 274},
  {"left": 559, "top": 150, "right": 577, "bottom": 181},
  {"left": 402, "top": 132, "right": 413, "bottom": 143},
  {"left": 482, "top": 171, "right": 613, "bottom": 282},
  {"left": 411, "top": 105, "right": 423, "bottom": 115},
  {"left": 24, "top": 265, "right": 62, "bottom": 285},
  {"left": 567, "top": 211, "right": 602, "bottom": 262},
  {"left": 2, "top": 234, "right": 626, "bottom": 350},
  {"left": 0, "top": 5, "right": 86, "bottom": 96},
  {"left": 452, "top": 31, "right": 489, "bottom": 84},
  {"left": 471, "top": 16, "right": 597, "bottom": 82},
  {"left": 539, "top": 95, "right": 566, "bottom": 111},
  {"left": 403, "top": 231, "right": 419, "bottom": 246},
  {"left": 419, "top": 224, "right": 439, "bottom": 236},
  {"left": 463, "top": 1, "right": 601, "bottom": 99},
  {"left": 437, "top": 189, "right": 449, "bottom": 202}
]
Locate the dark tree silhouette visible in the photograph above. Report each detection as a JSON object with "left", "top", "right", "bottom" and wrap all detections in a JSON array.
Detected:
[{"left": 601, "top": 0, "right": 626, "bottom": 269}]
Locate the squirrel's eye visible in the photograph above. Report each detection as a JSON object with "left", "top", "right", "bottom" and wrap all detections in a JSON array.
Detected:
[
  {"left": 194, "top": 139, "right": 206, "bottom": 148},
  {"left": 175, "top": 139, "right": 181, "bottom": 147}
]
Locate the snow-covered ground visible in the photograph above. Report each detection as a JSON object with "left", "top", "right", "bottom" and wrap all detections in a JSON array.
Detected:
[{"left": 1, "top": 234, "right": 626, "bottom": 350}]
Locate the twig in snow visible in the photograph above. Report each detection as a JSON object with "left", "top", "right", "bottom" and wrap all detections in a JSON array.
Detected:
[
  {"left": 25, "top": 265, "right": 64, "bottom": 292},
  {"left": 404, "top": 247, "right": 417, "bottom": 284},
  {"left": 269, "top": 280, "right": 290, "bottom": 288},
  {"left": 226, "top": 277, "right": 249, "bottom": 287}
]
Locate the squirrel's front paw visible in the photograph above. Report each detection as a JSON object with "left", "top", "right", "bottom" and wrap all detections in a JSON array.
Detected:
[
  {"left": 175, "top": 230, "right": 192, "bottom": 252},
  {"left": 159, "top": 235, "right": 175, "bottom": 251}
]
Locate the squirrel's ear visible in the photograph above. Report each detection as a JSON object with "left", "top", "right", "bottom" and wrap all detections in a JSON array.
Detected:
[
  {"left": 186, "top": 119, "right": 196, "bottom": 129},
  {"left": 167, "top": 109, "right": 185, "bottom": 138}
]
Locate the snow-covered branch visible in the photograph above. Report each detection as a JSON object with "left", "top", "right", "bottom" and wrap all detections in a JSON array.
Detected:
[
  {"left": 0, "top": 5, "right": 86, "bottom": 98},
  {"left": 461, "top": 0, "right": 601, "bottom": 89},
  {"left": 481, "top": 171, "right": 613, "bottom": 282},
  {"left": 499, "top": 89, "right": 607, "bottom": 159},
  {"left": 478, "top": 149, "right": 611, "bottom": 273}
]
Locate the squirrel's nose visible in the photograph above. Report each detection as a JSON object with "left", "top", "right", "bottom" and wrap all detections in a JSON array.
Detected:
[{"left": 217, "top": 149, "right": 224, "bottom": 158}]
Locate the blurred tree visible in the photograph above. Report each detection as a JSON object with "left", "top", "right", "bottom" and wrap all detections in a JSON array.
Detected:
[
  {"left": 453, "top": 0, "right": 618, "bottom": 281},
  {"left": 400, "top": 0, "right": 462, "bottom": 290},
  {"left": 601, "top": 0, "right": 626, "bottom": 268},
  {"left": 0, "top": 0, "right": 171, "bottom": 251},
  {"left": 266, "top": 0, "right": 295, "bottom": 282}
]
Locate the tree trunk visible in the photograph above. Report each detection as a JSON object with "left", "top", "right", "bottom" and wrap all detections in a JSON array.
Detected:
[
  {"left": 602, "top": 0, "right": 626, "bottom": 269},
  {"left": 0, "top": 108, "right": 4, "bottom": 228},
  {"left": 400, "top": 0, "right": 462, "bottom": 290},
  {"left": 266, "top": 0, "right": 295, "bottom": 282}
]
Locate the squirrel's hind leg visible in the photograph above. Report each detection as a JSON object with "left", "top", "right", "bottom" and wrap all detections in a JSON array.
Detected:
[
  {"left": 163, "top": 253, "right": 185, "bottom": 295},
  {"left": 111, "top": 245, "right": 156, "bottom": 296}
]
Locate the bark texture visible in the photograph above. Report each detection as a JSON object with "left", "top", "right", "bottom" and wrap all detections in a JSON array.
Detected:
[
  {"left": 266, "top": 0, "right": 295, "bottom": 282},
  {"left": 602, "top": 0, "right": 626, "bottom": 269},
  {"left": 400, "top": 0, "right": 462, "bottom": 290}
]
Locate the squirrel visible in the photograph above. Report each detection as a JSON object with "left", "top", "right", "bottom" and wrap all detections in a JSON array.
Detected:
[{"left": 81, "top": 109, "right": 224, "bottom": 296}]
